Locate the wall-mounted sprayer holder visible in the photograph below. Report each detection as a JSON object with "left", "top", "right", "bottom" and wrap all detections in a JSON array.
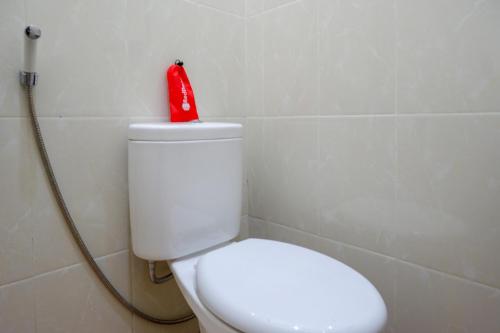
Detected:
[{"left": 20, "top": 25, "right": 41, "bottom": 87}]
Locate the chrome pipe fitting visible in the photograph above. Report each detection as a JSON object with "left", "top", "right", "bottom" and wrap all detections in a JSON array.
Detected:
[{"left": 148, "top": 261, "right": 173, "bottom": 284}]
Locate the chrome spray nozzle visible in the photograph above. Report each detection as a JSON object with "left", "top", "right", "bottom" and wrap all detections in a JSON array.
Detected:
[
  {"left": 25, "top": 25, "right": 41, "bottom": 40},
  {"left": 20, "top": 25, "right": 42, "bottom": 87}
]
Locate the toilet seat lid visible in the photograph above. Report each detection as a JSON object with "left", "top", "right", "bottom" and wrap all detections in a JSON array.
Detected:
[{"left": 196, "top": 239, "right": 387, "bottom": 333}]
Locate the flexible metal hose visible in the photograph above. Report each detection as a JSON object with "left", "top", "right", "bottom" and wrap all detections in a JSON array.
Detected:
[{"left": 24, "top": 85, "right": 196, "bottom": 325}]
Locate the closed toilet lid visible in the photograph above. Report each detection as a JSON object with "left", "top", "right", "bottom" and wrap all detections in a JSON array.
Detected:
[{"left": 196, "top": 239, "right": 386, "bottom": 333}]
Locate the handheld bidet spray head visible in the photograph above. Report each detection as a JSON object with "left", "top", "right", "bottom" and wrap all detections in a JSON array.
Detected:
[{"left": 20, "top": 25, "right": 41, "bottom": 87}]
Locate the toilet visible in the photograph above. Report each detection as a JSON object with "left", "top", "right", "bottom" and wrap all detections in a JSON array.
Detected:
[{"left": 128, "top": 122, "right": 387, "bottom": 333}]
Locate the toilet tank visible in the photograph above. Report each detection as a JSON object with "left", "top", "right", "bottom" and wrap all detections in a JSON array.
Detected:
[{"left": 128, "top": 122, "right": 242, "bottom": 260}]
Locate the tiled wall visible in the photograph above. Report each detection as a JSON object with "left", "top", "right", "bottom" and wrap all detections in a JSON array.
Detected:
[
  {"left": 2, "top": 0, "right": 500, "bottom": 332},
  {"left": 245, "top": 0, "right": 500, "bottom": 332},
  {"left": 0, "top": 0, "right": 245, "bottom": 332}
]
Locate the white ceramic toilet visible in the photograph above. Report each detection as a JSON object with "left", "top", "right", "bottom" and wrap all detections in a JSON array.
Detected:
[{"left": 128, "top": 122, "right": 387, "bottom": 333}]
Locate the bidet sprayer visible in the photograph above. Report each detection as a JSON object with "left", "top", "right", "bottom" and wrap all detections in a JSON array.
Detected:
[{"left": 20, "top": 25, "right": 41, "bottom": 87}]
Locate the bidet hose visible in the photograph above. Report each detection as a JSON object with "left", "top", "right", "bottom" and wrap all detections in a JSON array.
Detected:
[{"left": 24, "top": 85, "right": 195, "bottom": 325}]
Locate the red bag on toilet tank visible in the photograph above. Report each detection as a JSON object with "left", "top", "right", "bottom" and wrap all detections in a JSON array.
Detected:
[{"left": 166, "top": 60, "right": 199, "bottom": 122}]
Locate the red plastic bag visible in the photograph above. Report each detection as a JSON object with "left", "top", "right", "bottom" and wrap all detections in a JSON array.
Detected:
[{"left": 166, "top": 61, "right": 199, "bottom": 122}]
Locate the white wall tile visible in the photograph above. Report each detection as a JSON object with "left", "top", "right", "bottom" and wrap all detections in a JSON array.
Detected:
[
  {"left": 396, "top": 0, "right": 500, "bottom": 114},
  {"left": 318, "top": 0, "right": 396, "bottom": 115}
]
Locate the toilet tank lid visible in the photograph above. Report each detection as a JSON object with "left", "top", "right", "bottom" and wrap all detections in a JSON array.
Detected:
[{"left": 128, "top": 122, "right": 242, "bottom": 141}]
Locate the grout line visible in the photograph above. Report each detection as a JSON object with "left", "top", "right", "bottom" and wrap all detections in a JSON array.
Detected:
[
  {"left": 393, "top": 0, "right": 400, "bottom": 264},
  {"left": 248, "top": 217, "right": 500, "bottom": 292},
  {"left": 246, "top": 0, "right": 301, "bottom": 19},
  {"left": 183, "top": 0, "right": 246, "bottom": 19},
  {"left": 244, "top": 112, "right": 500, "bottom": 120},
  {"left": 0, "top": 115, "right": 255, "bottom": 120},
  {"left": 316, "top": 0, "right": 321, "bottom": 120},
  {"left": 3, "top": 111, "right": 500, "bottom": 120},
  {"left": 4, "top": 111, "right": 500, "bottom": 121},
  {"left": 0, "top": 249, "right": 129, "bottom": 290}
]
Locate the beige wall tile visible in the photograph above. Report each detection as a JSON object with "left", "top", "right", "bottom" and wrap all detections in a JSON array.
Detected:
[
  {"left": 0, "top": 279, "right": 36, "bottom": 333},
  {"left": 318, "top": 116, "right": 397, "bottom": 258},
  {"left": 244, "top": 16, "right": 264, "bottom": 117},
  {"left": 25, "top": 0, "right": 130, "bottom": 117},
  {"left": 130, "top": 254, "right": 192, "bottom": 321},
  {"left": 2, "top": 0, "right": 500, "bottom": 332},
  {"left": 2, "top": 0, "right": 246, "bottom": 332},
  {"left": 126, "top": 1, "right": 245, "bottom": 119},
  {"left": 33, "top": 118, "right": 130, "bottom": 274},
  {"left": 125, "top": 0, "right": 199, "bottom": 118},
  {"left": 0, "top": 0, "right": 24, "bottom": 117},
  {"left": 396, "top": 114, "right": 500, "bottom": 289},
  {"left": 392, "top": 260, "right": 500, "bottom": 333},
  {"left": 0, "top": 119, "right": 35, "bottom": 285},
  {"left": 98, "top": 251, "right": 131, "bottom": 299},
  {"left": 24, "top": 0, "right": 245, "bottom": 119},
  {"left": 31, "top": 183, "right": 81, "bottom": 275},
  {"left": 246, "top": 1, "right": 500, "bottom": 331},
  {"left": 318, "top": 0, "right": 396, "bottom": 115},
  {"left": 259, "top": 0, "right": 318, "bottom": 116},
  {"left": 397, "top": 0, "right": 500, "bottom": 114},
  {"left": 247, "top": 217, "right": 344, "bottom": 260},
  {"left": 195, "top": 7, "right": 245, "bottom": 118},
  {"left": 247, "top": 118, "right": 319, "bottom": 233},
  {"left": 35, "top": 251, "right": 132, "bottom": 333}
]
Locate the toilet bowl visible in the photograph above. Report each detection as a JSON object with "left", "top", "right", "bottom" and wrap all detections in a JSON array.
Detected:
[
  {"left": 170, "top": 238, "right": 387, "bottom": 333},
  {"left": 128, "top": 122, "right": 387, "bottom": 333}
]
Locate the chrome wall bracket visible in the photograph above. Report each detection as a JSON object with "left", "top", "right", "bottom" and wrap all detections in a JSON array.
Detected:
[{"left": 20, "top": 71, "right": 38, "bottom": 87}]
